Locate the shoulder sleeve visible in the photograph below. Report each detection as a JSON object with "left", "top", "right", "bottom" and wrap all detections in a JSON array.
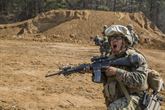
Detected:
[{"left": 115, "top": 53, "right": 148, "bottom": 88}]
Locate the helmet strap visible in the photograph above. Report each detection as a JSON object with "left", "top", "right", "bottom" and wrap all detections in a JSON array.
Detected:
[{"left": 119, "top": 39, "right": 127, "bottom": 52}]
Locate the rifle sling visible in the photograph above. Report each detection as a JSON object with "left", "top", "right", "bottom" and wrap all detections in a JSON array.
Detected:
[{"left": 117, "top": 79, "right": 132, "bottom": 103}]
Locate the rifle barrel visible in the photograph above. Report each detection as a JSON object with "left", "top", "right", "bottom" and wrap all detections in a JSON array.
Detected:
[{"left": 45, "top": 71, "right": 62, "bottom": 77}]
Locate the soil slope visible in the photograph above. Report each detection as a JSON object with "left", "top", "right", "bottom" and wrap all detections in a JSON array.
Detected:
[{"left": 0, "top": 10, "right": 165, "bottom": 48}]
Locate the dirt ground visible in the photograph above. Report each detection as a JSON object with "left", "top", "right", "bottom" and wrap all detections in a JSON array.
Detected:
[
  {"left": 0, "top": 39, "right": 105, "bottom": 110},
  {"left": 0, "top": 39, "right": 165, "bottom": 110},
  {"left": 0, "top": 10, "right": 165, "bottom": 110}
]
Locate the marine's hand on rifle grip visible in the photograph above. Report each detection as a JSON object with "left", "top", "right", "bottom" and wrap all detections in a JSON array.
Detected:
[{"left": 105, "top": 66, "right": 117, "bottom": 76}]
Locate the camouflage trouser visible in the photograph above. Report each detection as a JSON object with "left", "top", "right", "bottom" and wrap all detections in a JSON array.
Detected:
[{"left": 108, "top": 95, "right": 141, "bottom": 110}]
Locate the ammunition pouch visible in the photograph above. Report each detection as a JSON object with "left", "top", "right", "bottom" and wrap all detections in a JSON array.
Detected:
[{"left": 140, "top": 92, "right": 162, "bottom": 110}]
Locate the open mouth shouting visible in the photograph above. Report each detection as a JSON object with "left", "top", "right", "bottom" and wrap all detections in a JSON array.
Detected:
[{"left": 110, "top": 39, "right": 123, "bottom": 53}]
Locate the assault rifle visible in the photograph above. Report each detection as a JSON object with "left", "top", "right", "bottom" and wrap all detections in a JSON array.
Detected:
[{"left": 45, "top": 54, "right": 140, "bottom": 83}]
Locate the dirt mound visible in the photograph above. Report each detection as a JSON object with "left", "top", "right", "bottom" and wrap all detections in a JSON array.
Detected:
[
  {"left": 0, "top": 10, "right": 89, "bottom": 35},
  {"left": 0, "top": 10, "right": 165, "bottom": 49},
  {"left": 33, "top": 10, "right": 90, "bottom": 32}
]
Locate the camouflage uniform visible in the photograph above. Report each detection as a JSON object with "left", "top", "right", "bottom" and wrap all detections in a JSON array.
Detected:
[
  {"left": 100, "top": 25, "right": 111, "bottom": 56},
  {"left": 100, "top": 36, "right": 110, "bottom": 56},
  {"left": 93, "top": 35, "right": 111, "bottom": 56},
  {"left": 103, "top": 25, "right": 148, "bottom": 110}
]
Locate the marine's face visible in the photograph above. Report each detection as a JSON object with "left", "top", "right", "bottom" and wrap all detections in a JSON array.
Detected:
[{"left": 109, "top": 35, "right": 125, "bottom": 54}]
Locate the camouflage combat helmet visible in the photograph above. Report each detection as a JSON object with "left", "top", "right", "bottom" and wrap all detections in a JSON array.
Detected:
[
  {"left": 102, "top": 25, "right": 108, "bottom": 35},
  {"left": 126, "top": 24, "right": 133, "bottom": 30},
  {"left": 104, "top": 25, "right": 133, "bottom": 46},
  {"left": 103, "top": 25, "right": 108, "bottom": 29},
  {"left": 96, "top": 35, "right": 100, "bottom": 38}
]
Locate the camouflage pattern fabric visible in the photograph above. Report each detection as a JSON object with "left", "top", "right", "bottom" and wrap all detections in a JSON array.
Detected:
[
  {"left": 126, "top": 24, "right": 139, "bottom": 47},
  {"left": 108, "top": 95, "right": 141, "bottom": 110},
  {"left": 129, "top": 30, "right": 139, "bottom": 47},
  {"left": 115, "top": 49, "right": 148, "bottom": 90},
  {"left": 100, "top": 36, "right": 111, "bottom": 56},
  {"left": 103, "top": 48, "right": 148, "bottom": 109},
  {"left": 93, "top": 35, "right": 111, "bottom": 56}
]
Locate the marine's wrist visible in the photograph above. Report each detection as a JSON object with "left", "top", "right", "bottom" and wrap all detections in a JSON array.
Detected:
[{"left": 116, "top": 68, "right": 127, "bottom": 80}]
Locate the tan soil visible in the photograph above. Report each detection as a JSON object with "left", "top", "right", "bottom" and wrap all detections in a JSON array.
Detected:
[{"left": 0, "top": 10, "right": 165, "bottom": 110}]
